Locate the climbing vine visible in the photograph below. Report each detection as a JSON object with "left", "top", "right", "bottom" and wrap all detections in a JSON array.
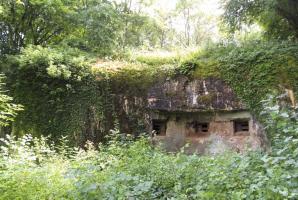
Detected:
[
  {"left": 218, "top": 41, "right": 298, "bottom": 113},
  {"left": 1, "top": 41, "right": 297, "bottom": 144},
  {"left": 1, "top": 46, "right": 100, "bottom": 145},
  {"left": 1, "top": 45, "right": 175, "bottom": 145},
  {"left": 179, "top": 41, "right": 298, "bottom": 113}
]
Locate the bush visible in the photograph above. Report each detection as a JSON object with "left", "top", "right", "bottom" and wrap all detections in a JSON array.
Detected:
[
  {"left": 1, "top": 45, "right": 99, "bottom": 144},
  {"left": 0, "top": 96, "right": 297, "bottom": 200},
  {"left": 183, "top": 40, "right": 298, "bottom": 113}
]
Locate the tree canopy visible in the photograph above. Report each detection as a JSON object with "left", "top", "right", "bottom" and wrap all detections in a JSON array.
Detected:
[
  {"left": 0, "top": 0, "right": 77, "bottom": 54},
  {"left": 0, "top": 1, "right": 297, "bottom": 199},
  {"left": 0, "top": 0, "right": 162, "bottom": 56},
  {"left": 222, "top": 0, "right": 298, "bottom": 39}
]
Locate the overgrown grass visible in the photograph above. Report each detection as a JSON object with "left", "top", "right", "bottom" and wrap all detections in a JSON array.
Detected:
[
  {"left": 1, "top": 42, "right": 297, "bottom": 199},
  {"left": 0, "top": 105, "right": 297, "bottom": 200},
  {"left": 129, "top": 50, "right": 190, "bottom": 66},
  {"left": 0, "top": 137, "right": 292, "bottom": 200}
]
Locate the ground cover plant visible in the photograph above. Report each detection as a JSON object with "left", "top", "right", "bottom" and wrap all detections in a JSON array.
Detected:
[
  {"left": 0, "top": 95, "right": 297, "bottom": 200},
  {"left": 0, "top": 1, "right": 298, "bottom": 199}
]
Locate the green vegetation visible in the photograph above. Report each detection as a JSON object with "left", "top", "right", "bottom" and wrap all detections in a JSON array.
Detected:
[
  {"left": 1, "top": 46, "right": 98, "bottom": 144},
  {"left": 1, "top": 40, "right": 297, "bottom": 144},
  {"left": 0, "top": 98, "right": 297, "bottom": 199},
  {"left": 222, "top": 0, "right": 298, "bottom": 39},
  {"left": 0, "top": 45, "right": 178, "bottom": 143},
  {"left": 0, "top": 0, "right": 164, "bottom": 56},
  {"left": 0, "top": 0, "right": 77, "bottom": 54},
  {"left": 133, "top": 53, "right": 180, "bottom": 66},
  {"left": 0, "top": 74, "right": 22, "bottom": 127},
  {"left": 180, "top": 41, "right": 298, "bottom": 112},
  {"left": 0, "top": 0, "right": 297, "bottom": 199}
]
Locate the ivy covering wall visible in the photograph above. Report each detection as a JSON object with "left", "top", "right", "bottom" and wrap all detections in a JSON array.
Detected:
[
  {"left": 180, "top": 41, "right": 298, "bottom": 112},
  {"left": 1, "top": 46, "right": 101, "bottom": 145},
  {"left": 1, "top": 41, "right": 297, "bottom": 144}
]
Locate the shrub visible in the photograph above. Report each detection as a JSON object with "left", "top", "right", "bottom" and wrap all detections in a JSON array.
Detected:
[
  {"left": 0, "top": 95, "right": 297, "bottom": 200},
  {"left": 183, "top": 41, "right": 298, "bottom": 113},
  {"left": 1, "top": 45, "right": 99, "bottom": 144}
]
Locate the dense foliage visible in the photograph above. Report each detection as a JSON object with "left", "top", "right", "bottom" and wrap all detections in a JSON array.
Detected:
[
  {"left": 0, "top": 74, "right": 22, "bottom": 128},
  {"left": 0, "top": 0, "right": 297, "bottom": 199},
  {"left": 1, "top": 45, "right": 99, "bottom": 143},
  {"left": 0, "top": 0, "right": 77, "bottom": 54},
  {"left": 180, "top": 41, "right": 298, "bottom": 112},
  {"left": 0, "top": 0, "right": 226, "bottom": 56},
  {"left": 0, "top": 0, "right": 163, "bottom": 56},
  {"left": 222, "top": 0, "right": 298, "bottom": 39},
  {"left": 219, "top": 41, "right": 298, "bottom": 112},
  {"left": 0, "top": 45, "right": 178, "bottom": 144},
  {"left": 0, "top": 40, "right": 296, "bottom": 143},
  {"left": 0, "top": 97, "right": 297, "bottom": 199}
]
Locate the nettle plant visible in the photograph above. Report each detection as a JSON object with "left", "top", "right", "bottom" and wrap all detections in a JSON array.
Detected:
[
  {"left": 261, "top": 93, "right": 298, "bottom": 152},
  {"left": 0, "top": 74, "right": 23, "bottom": 127},
  {"left": 260, "top": 92, "right": 298, "bottom": 198}
]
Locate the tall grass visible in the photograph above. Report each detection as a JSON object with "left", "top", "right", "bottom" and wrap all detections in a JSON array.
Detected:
[{"left": 0, "top": 130, "right": 297, "bottom": 199}]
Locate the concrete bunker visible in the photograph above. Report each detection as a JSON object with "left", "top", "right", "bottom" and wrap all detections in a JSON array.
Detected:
[{"left": 147, "top": 76, "right": 266, "bottom": 154}]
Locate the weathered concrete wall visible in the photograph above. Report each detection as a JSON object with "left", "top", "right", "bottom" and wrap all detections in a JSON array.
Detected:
[
  {"left": 109, "top": 75, "right": 267, "bottom": 154},
  {"left": 147, "top": 76, "right": 268, "bottom": 154},
  {"left": 148, "top": 76, "right": 245, "bottom": 112},
  {"left": 152, "top": 111, "right": 265, "bottom": 154}
]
